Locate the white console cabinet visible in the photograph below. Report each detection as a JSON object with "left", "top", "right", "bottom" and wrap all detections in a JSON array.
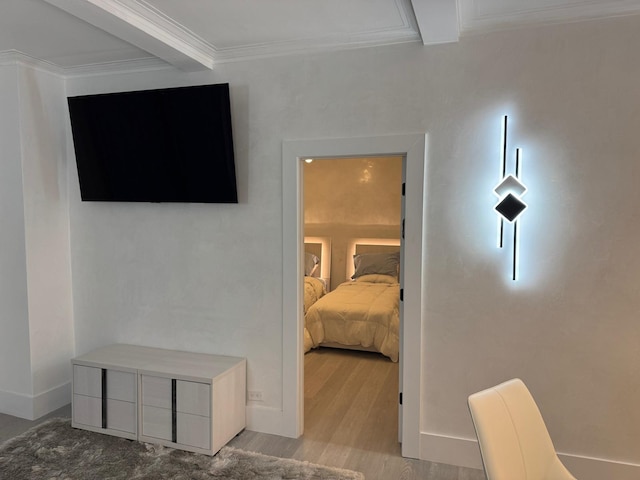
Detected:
[{"left": 71, "top": 344, "right": 246, "bottom": 455}]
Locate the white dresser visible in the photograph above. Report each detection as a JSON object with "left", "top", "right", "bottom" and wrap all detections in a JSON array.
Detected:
[{"left": 71, "top": 344, "right": 246, "bottom": 455}]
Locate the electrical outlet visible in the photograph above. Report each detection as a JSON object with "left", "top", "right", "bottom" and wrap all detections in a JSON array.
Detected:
[{"left": 248, "top": 390, "right": 264, "bottom": 402}]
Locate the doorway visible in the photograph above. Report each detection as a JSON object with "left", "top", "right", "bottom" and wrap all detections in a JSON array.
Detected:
[
  {"left": 302, "top": 155, "right": 403, "bottom": 449},
  {"left": 282, "top": 134, "right": 426, "bottom": 459}
]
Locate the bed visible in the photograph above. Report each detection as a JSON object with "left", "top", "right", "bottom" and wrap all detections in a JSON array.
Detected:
[
  {"left": 304, "top": 270, "right": 326, "bottom": 313},
  {"left": 304, "top": 249, "right": 400, "bottom": 362}
]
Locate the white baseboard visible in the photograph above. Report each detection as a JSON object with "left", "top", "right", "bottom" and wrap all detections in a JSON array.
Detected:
[
  {"left": 0, "top": 389, "right": 33, "bottom": 420},
  {"left": 559, "top": 452, "right": 640, "bottom": 480},
  {"left": 419, "top": 432, "right": 484, "bottom": 470},
  {"left": 245, "top": 404, "right": 285, "bottom": 436},
  {"left": 32, "top": 382, "right": 71, "bottom": 419},
  {"left": 419, "top": 432, "right": 640, "bottom": 480},
  {"left": 0, "top": 382, "right": 71, "bottom": 420}
]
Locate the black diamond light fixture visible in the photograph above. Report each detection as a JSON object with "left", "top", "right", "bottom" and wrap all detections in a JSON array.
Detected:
[
  {"left": 495, "top": 193, "right": 526, "bottom": 221},
  {"left": 494, "top": 116, "right": 527, "bottom": 280}
]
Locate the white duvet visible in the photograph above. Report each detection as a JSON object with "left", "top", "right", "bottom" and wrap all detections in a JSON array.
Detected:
[{"left": 304, "top": 274, "right": 399, "bottom": 362}]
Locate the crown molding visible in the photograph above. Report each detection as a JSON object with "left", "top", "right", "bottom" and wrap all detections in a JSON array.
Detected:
[
  {"left": 0, "top": 50, "right": 66, "bottom": 77},
  {"left": 458, "top": 0, "right": 640, "bottom": 36},
  {"left": 213, "top": 0, "right": 421, "bottom": 63},
  {"left": 0, "top": 49, "right": 172, "bottom": 78},
  {"left": 210, "top": 28, "right": 421, "bottom": 64},
  {"left": 62, "top": 56, "right": 174, "bottom": 77},
  {"left": 110, "top": 0, "right": 217, "bottom": 67},
  {"left": 43, "top": 0, "right": 215, "bottom": 71}
]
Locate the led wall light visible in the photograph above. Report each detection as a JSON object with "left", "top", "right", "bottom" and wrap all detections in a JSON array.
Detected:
[{"left": 493, "top": 116, "right": 527, "bottom": 280}]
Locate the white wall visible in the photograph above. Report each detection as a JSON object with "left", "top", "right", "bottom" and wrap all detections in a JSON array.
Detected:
[
  {"left": 0, "top": 66, "right": 33, "bottom": 406},
  {"left": 64, "top": 14, "right": 640, "bottom": 478},
  {"left": 0, "top": 63, "right": 74, "bottom": 419},
  {"left": 18, "top": 65, "right": 75, "bottom": 417}
]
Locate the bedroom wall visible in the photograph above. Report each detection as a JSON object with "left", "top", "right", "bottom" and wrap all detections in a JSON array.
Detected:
[
  {"left": 63, "top": 13, "right": 640, "bottom": 478},
  {"left": 303, "top": 156, "right": 402, "bottom": 289},
  {"left": 0, "top": 63, "right": 74, "bottom": 419}
]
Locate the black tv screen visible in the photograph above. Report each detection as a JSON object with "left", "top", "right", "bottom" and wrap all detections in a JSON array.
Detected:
[{"left": 67, "top": 83, "right": 238, "bottom": 203}]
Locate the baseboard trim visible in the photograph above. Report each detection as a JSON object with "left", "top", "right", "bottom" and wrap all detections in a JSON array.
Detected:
[
  {"left": 245, "top": 405, "right": 284, "bottom": 436},
  {"left": 419, "top": 432, "right": 483, "bottom": 470},
  {"left": 419, "top": 432, "right": 640, "bottom": 480},
  {"left": 32, "top": 382, "right": 71, "bottom": 420},
  {"left": 0, "top": 382, "right": 71, "bottom": 420},
  {"left": 0, "top": 389, "right": 33, "bottom": 420},
  {"left": 559, "top": 452, "right": 640, "bottom": 480}
]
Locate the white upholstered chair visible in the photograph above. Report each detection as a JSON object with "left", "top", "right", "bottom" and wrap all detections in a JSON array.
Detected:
[{"left": 468, "top": 378, "right": 577, "bottom": 480}]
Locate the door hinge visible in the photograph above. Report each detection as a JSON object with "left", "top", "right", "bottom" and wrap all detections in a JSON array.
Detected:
[
  {"left": 399, "top": 392, "right": 403, "bottom": 405},
  {"left": 400, "top": 288, "right": 404, "bottom": 301},
  {"left": 402, "top": 182, "right": 406, "bottom": 196},
  {"left": 402, "top": 219, "right": 405, "bottom": 239}
]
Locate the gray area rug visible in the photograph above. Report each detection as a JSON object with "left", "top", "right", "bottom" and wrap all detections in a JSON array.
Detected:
[{"left": 0, "top": 418, "right": 364, "bottom": 479}]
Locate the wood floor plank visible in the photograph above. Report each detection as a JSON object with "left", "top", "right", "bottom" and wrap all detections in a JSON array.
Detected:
[{"left": 231, "top": 348, "right": 486, "bottom": 480}]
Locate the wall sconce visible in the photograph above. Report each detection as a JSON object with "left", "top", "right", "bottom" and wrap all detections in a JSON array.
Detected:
[{"left": 494, "top": 116, "right": 527, "bottom": 280}]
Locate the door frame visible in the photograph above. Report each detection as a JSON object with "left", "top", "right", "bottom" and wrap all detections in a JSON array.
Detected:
[{"left": 282, "top": 133, "right": 427, "bottom": 458}]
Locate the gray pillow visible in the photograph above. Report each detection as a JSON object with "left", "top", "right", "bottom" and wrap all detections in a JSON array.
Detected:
[{"left": 352, "top": 251, "right": 400, "bottom": 279}]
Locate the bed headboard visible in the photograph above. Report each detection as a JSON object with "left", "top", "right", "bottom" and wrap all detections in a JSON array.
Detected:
[
  {"left": 346, "top": 238, "right": 401, "bottom": 280},
  {"left": 304, "top": 236, "right": 331, "bottom": 287}
]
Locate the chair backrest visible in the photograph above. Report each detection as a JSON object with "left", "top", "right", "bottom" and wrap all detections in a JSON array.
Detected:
[{"left": 468, "top": 378, "right": 573, "bottom": 480}]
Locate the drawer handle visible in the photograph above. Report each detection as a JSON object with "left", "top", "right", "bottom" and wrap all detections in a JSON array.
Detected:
[
  {"left": 171, "top": 379, "right": 177, "bottom": 443},
  {"left": 101, "top": 369, "right": 107, "bottom": 429}
]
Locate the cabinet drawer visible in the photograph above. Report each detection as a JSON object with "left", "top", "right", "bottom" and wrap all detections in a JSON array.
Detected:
[
  {"left": 107, "top": 399, "right": 136, "bottom": 434},
  {"left": 107, "top": 371, "right": 136, "bottom": 403},
  {"left": 177, "top": 381, "right": 210, "bottom": 417},
  {"left": 141, "top": 405, "right": 172, "bottom": 441},
  {"left": 74, "top": 366, "right": 136, "bottom": 403},
  {"left": 73, "top": 365, "right": 101, "bottom": 397},
  {"left": 73, "top": 394, "right": 101, "bottom": 428},
  {"left": 141, "top": 375, "right": 171, "bottom": 409},
  {"left": 73, "top": 394, "right": 136, "bottom": 434},
  {"left": 177, "top": 412, "right": 211, "bottom": 450}
]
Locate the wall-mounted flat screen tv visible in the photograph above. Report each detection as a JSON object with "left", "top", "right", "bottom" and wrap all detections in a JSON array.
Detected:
[{"left": 67, "top": 83, "right": 237, "bottom": 203}]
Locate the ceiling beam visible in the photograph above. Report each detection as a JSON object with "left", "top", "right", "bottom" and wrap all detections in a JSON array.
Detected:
[
  {"left": 411, "top": 0, "right": 459, "bottom": 45},
  {"left": 42, "top": 0, "right": 215, "bottom": 71}
]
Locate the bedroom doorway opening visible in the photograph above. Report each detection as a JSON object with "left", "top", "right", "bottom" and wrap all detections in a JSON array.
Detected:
[
  {"left": 282, "top": 134, "right": 426, "bottom": 458},
  {"left": 301, "top": 155, "right": 404, "bottom": 451}
]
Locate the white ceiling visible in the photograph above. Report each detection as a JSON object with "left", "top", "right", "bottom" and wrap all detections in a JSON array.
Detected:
[{"left": 1, "top": 0, "right": 640, "bottom": 75}]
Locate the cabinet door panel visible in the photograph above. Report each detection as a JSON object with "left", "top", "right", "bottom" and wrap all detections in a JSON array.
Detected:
[
  {"left": 177, "top": 380, "right": 210, "bottom": 417},
  {"left": 106, "top": 399, "right": 136, "bottom": 433},
  {"left": 141, "top": 405, "right": 172, "bottom": 441},
  {"left": 141, "top": 375, "right": 171, "bottom": 408},
  {"left": 73, "top": 394, "right": 101, "bottom": 428},
  {"left": 107, "top": 370, "right": 136, "bottom": 402},
  {"left": 73, "top": 365, "right": 101, "bottom": 397},
  {"left": 177, "top": 412, "right": 210, "bottom": 450}
]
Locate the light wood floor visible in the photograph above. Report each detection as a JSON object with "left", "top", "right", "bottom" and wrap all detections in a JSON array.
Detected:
[
  {"left": 0, "top": 403, "right": 72, "bottom": 445},
  {"left": 0, "top": 348, "right": 486, "bottom": 480},
  {"left": 229, "top": 348, "right": 486, "bottom": 480}
]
